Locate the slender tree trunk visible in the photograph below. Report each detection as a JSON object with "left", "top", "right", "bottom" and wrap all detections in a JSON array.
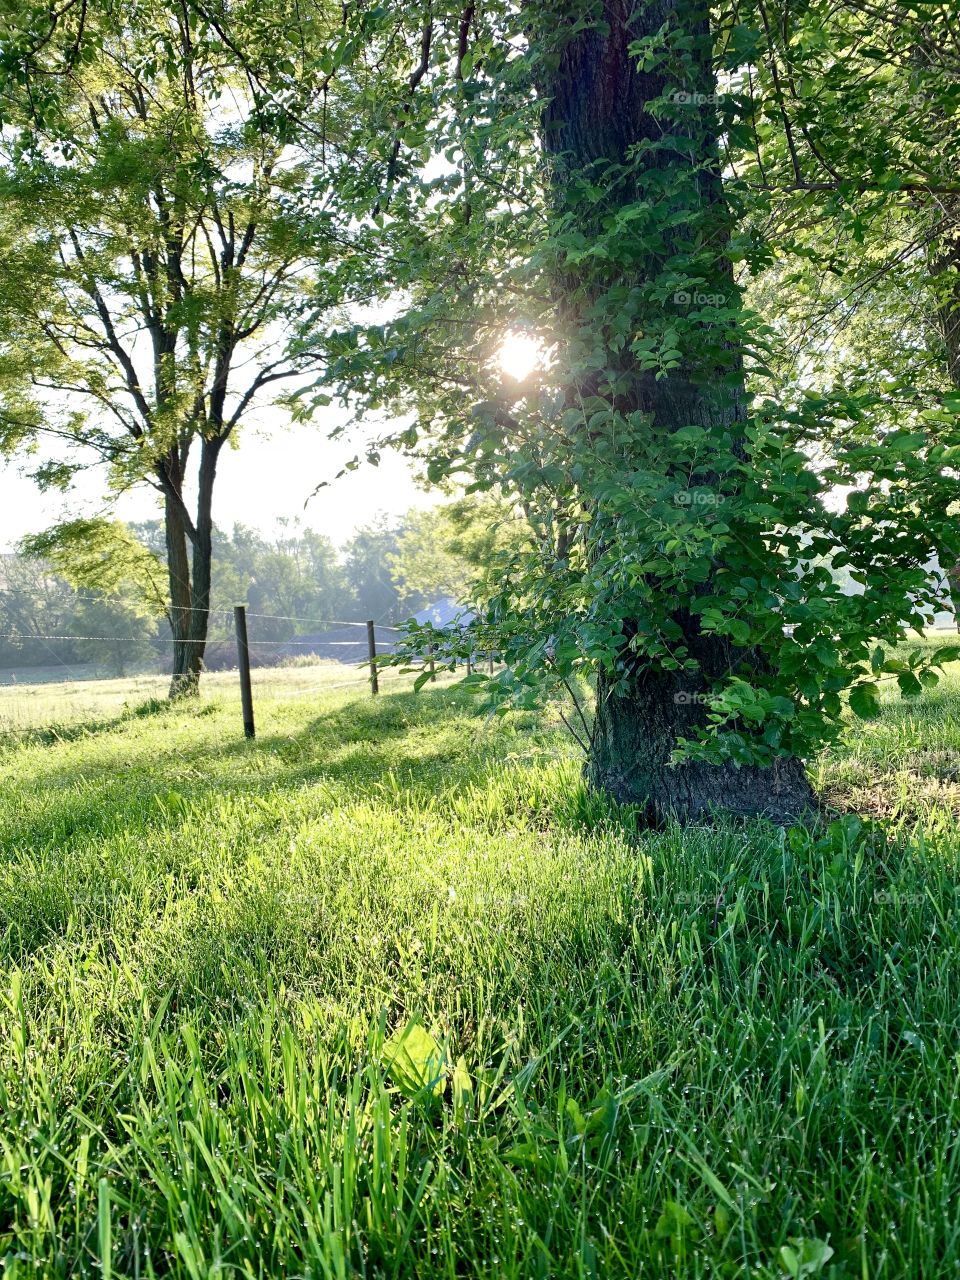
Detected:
[
  {"left": 165, "top": 493, "right": 203, "bottom": 698},
  {"left": 185, "top": 437, "right": 220, "bottom": 681},
  {"left": 540, "top": 0, "right": 816, "bottom": 823},
  {"left": 162, "top": 445, "right": 211, "bottom": 699}
]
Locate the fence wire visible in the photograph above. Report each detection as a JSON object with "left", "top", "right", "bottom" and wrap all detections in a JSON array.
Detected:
[
  {"left": 0, "top": 589, "right": 403, "bottom": 630},
  {"left": 0, "top": 607, "right": 490, "bottom": 744},
  {"left": 0, "top": 631, "right": 399, "bottom": 644}
]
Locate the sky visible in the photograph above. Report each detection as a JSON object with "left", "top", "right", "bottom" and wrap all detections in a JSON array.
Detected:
[
  {"left": 0, "top": 333, "right": 533, "bottom": 553},
  {"left": 0, "top": 403, "right": 438, "bottom": 552}
]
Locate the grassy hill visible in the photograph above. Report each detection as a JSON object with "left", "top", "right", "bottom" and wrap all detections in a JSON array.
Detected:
[{"left": 1, "top": 669, "right": 959, "bottom": 1277}]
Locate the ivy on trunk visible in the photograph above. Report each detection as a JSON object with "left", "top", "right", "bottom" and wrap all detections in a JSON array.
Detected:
[{"left": 536, "top": 0, "right": 816, "bottom": 820}]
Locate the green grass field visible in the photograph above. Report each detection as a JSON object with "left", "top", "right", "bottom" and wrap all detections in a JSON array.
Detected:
[
  {"left": 0, "top": 661, "right": 419, "bottom": 737},
  {"left": 1, "top": 664, "right": 959, "bottom": 1277}
]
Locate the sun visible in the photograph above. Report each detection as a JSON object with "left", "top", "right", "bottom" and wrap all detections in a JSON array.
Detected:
[{"left": 497, "top": 331, "right": 545, "bottom": 382}]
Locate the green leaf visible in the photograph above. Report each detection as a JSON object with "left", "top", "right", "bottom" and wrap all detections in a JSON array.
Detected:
[
  {"left": 727, "top": 618, "right": 751, "bottom": 645},
  {"left": 896, "top": 671, "right": 923, "bottom": 698},
  {"left": 778, "top": 1236, "right": 834, "bottom": 1277},
  {"left": 654, "top": 1199, "right": 695, "bottom": 1241},
  {"left": 713, "top": 1202, "right": 733, "bottom": 1237},
  {"left": 849, "top": 682, "right": 882, "bottom": 720},
  {"left": 382, "top": 1018, "right": 445, "bottom": 1102}
]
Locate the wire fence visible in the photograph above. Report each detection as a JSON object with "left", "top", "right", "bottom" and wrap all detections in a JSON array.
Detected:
[
  {"left": 0, "top": 587, "right": 402, "bottom": 628},
  {"left": 0, "top": 629, "right": 403, "bottom": 645},
  {"left": 0, "top": 607, "right": 492, "bottom": 739}
]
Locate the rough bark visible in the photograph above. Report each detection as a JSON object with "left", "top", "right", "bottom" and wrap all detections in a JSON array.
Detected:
[
  {"left": 588, "top": 657, "right": 816, "bottom": 826},
  {"left": 540, "top": 0, "right": 817, "bottom": 823}
]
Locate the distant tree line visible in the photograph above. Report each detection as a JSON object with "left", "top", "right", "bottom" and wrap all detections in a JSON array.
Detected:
[{"left": 0, "top": 497, "right": 525, "bottom": 676}]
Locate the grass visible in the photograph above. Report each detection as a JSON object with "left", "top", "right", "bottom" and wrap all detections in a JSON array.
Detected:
[
  {"left": 1, "top": 666, "right": 959, "bottom": 1277},
  {"left": 0, "top": 660, "right": 409, "bottom": 737}
]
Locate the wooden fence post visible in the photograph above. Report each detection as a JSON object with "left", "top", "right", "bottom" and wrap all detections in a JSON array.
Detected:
[
  {"left": 366, "top": 619, "right": 379, "bottom": 695},
  {"left": 233, "top": 605, "right": 255, "bottom": 739},
  {"left": 488, "top": 652, "right": 494, "bottom": 675}
]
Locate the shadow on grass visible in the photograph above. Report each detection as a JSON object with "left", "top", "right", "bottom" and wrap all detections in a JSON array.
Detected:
[
  {"left": 196, "top": 683, "right": 547, "bottom": 798},
  {"left": 3, "top": 685, "right": 535, "bottom": 851},
  {"left": 0, "top": 694, "right": 180, "bottom": 752},
  {"left": 7, "top": 680, "right": 829, "bottom": 854}
]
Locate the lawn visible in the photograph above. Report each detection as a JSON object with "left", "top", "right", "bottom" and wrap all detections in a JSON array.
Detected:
[
  {"left": 1, "top": 666, "right": 959, "bottom": 1277},
  {"left": 0, "top": 661, "right": 411, "bottom": 737}
]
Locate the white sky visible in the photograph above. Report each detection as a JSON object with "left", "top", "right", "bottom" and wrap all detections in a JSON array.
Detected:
[{"left": 0, "top": 403, "right": 438, "bottom": 552}]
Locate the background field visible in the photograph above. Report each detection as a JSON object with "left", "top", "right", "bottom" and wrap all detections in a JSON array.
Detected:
[
  {"left": 1, "top": 664, "right": 959, "bottom": 1277},
  {"left": 0, "top": 660, "right": 419, "bottom": 737}
]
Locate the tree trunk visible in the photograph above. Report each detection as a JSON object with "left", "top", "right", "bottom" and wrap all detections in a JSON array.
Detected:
[
  {"left": 539, "top": 0, "right": 816, "bottom": 823},
  {"left": 184, "top": 438, "right": 220, "bottom": 684},
  {"left": 165, "top": 491, "right": 203, "bottom": 698},
  {"left": 589, "top": 667, "right": 815, "bottom": 825},
  {"left": 162, "top": 447, "right": 210, "bottom": 699}
]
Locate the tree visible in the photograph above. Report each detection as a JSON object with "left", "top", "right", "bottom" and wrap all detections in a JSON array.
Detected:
[
  {"left": 211, "top": 521, "right": 353, "bottom": 641},
  {"left": 20, "top": 519, "right": 167, "bottom": 607},
  {"left": 509, "top": 0, "right": 819, "bottom": 817},
  {"left": 341, "top": 519, "right": 406, "bottom": 623},
  {"left": 321, "top": 0, "right": 960, "bottom": 823},
  {"left": 728, "top": 0, "right": 960, "bottom": 620},
  {"left": 20, "top": 519, "right": 166, "bottom": 675},
  {"left": 251, "top": 522, "right": 353, "bottom": 635},
  {"left": 0, "top": 552, "right": 78, "bottom": 670},
  {"left": 0, "top": 0, "right": 356, "bottom": 695},
  {"left": 387, "top": 496, "right": 530, "bottom": 616},
  {"left": 71, "top": 596, "right": 160, "bottom": 677}
]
